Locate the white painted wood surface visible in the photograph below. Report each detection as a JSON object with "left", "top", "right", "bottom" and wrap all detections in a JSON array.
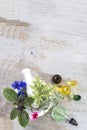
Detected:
[{"left": 0, "top": 0, "right": 87, "bottom": 130}]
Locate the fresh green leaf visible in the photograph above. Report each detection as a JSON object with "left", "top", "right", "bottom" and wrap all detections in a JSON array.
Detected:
[
  {"left": 3, "top": 88, "right": 17, "bottom": 101},
  {"left": 30, "top": 77, "right": 53, "bottom": 107},
  {"left": 24, "top": 97, "right": 34, "bottom": 107},
  {"left": 10, "top": 108, "right": 19, "bottom": 120},
  {"left": 51, "top": 106, "right": 67, "bottom": 121},
  {"left": 18, "top": 110, "right": 29, "bottom": 127}
]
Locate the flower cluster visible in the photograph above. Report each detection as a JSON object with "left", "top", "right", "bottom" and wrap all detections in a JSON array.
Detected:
[
  {"left": 12, "top": 81, "right": 27, "bottom": 96},
  {"left": 3, "top": 74, "right": 81, "bottom": 127}
]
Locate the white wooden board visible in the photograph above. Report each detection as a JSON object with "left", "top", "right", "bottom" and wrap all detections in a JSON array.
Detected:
[{"left": 0, "top": 0, "right": 87, "bottom": 130}]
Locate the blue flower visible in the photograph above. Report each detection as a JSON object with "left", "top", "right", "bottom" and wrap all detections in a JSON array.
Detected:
[
  {"left": 11, "top": 81, "right": 20, "bottom": 90},
  {"left": 18, "top": 90, "right": 25, "bottom": 97},
  {"left": 11, "top": 81, "right": 26, "bottom": 90},
  {"left": 19, "top": 81, "right": 27, "bottom": 89}
]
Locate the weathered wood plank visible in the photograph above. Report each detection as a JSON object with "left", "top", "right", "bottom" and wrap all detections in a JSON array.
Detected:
[
  {"left": 0, "top": 118, "right": 13, "bottom": 130},
  {"left": 0, "top": 0, "right": 87, "bottom": 130}
]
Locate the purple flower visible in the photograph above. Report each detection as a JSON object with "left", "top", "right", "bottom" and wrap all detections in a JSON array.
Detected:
[
  {"left": 19, "top": 81, "right": 27, "bottom": 88},
  {"left": 30, "top": 112, "right": 38, "bottom": 121},
  {"left": 18, "top": 90, "right": 25, "bottom": 97},
  {"left": 11, "top": 81, "right": 20, "bottom": 90},
  {"left": 11, "top": 81, "right": 26, "bottom": 90}
]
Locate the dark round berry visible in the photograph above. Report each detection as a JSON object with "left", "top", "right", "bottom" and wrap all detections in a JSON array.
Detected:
[{"left": 52, "top": 74, "right": 62, "bottom": 84}]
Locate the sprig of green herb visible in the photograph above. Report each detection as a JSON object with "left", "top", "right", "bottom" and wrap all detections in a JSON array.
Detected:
[{"left": 30, "top": 77, "right": 53, "bottom": 108}]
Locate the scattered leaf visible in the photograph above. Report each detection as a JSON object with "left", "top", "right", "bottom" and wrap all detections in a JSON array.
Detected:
[
  {"left": 10, "top": 108, "right": 19, "bottom": 120},
  {"left": 3, "top": 88, "right": 17, "bottom": 101},
  {"left": 24, "top": 97, "right": 34, "bottom": 107},
  {"left": 18, "top": 110, "right": 29, "bottom": 127}
]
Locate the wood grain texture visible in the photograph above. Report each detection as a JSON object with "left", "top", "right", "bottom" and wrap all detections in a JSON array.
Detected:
[
  {"left": 0, "top": 118, "right": 13, "bottom": 130},
  {"left": 0, "top": 0, "right": 87, "bottom": 130}
]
